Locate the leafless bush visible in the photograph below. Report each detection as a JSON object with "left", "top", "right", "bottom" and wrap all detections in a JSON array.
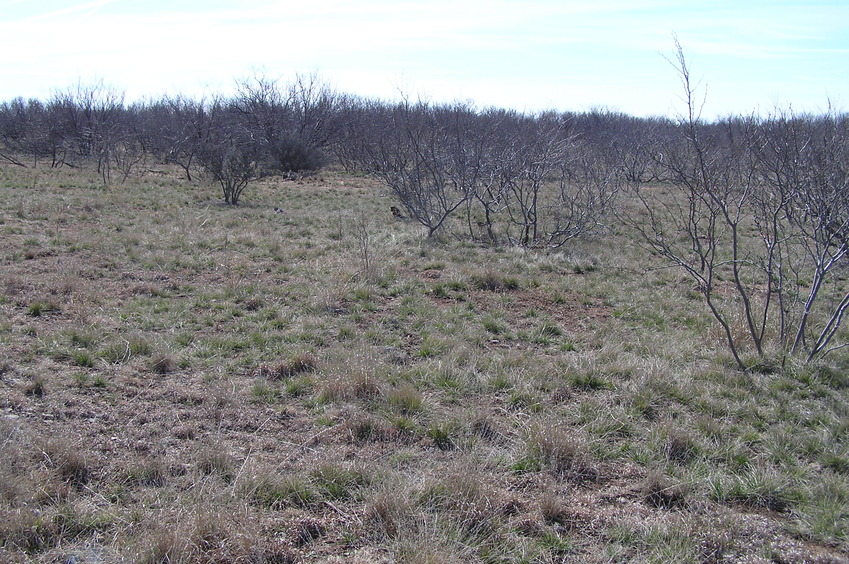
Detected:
[
  {"left": 755, "top": 109, "right": 849, "bottom": 360},
  {"left": 348, "top": 101, "right": 620, "bottom": 245},
  {"left": 623, "top": 39, "right": 849, "bottom": 368}
]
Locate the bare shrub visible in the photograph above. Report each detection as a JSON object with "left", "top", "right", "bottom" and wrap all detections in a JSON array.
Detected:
[{"left": 623, "top": 39, "right": 849, "bottom": 368}]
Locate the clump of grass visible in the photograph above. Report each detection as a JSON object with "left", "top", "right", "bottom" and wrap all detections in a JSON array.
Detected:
[
  {"left": 482, "top": 316, "right": 506, "bottom": 335},
  {"left": 569, "top": 371, "right": 612, "bottom": 391},
  {"left": 539, "top": 490, "right": 571, "bottom": 525},
  {"left": 417, "top": 336, "right": 447, "bottom": 359},
  {"left": 822, "top": 453, "right": 849, "bottom": 475},
  {"left": 523, "top": 424, "right": 599, "bottom": 483},
  {"left": 312, "top": 463, "right": 370, "bottom": 501},
  {"left": 27, "top": 300, "right": 59, "bottom": 317},
  {"left": 250, "top": 379, "right": 280, "bottom": 403},
  {"left": 238, "top": 295, "right": 265, "bottom": 312},
  {"left": 317, "top": 377, "right": 347, "bottom": 403},
  {"left": 470, "top": 271, "right": 520, "bottom": 292},
  {"left": 122, "top": 457, "right": 168, "bottom": 487},
  {"left": 563, "top": 253, "right": 599, "bottom": 275},
  {"left": 366, "top": 484, "right": 414, "bottom": 538},
  {"left": 71, "top": 371, "right": 89, "bottom": 387},
  {"left": 794, "top": 473, "right": 849, "bottom": 543},
  {"left": 42, "top": 438, "right": 91, "bottom": 487},
  {"left": 140, "top": 510, "right": 274, "bottom": 564},
  {"left": 100, "top": 334, "right": 153, "bottom": 364},
  {"left": 264, "top": 352, "right": 319, "bottom": 380},
  {"left": 629, "top": 387, "right": 662, "bottom": 420},
  {"left": 292, "top": 517, "right": 326, "bottom": 546},
  {"left": 657, "top": 422, "right": 700, "bottom": 464},
  {"left": 91, "top": 373, "right": 108, "bottom": 388},
  {"left": 469, "top": 414, "right": 502, "bottom": 443},
  {"left": 150, "top": 353, "right": 177, "bottom": 374},
  {"left": 24, "top": 374, "right": 47, "bottom": 397},
  {"left": 508, "top": 389, "right": 543, "bottom": 412},
  {"left": 196, "top": 443, "right": 235, "bottom": 482},
  {"left": 416, "top": 467, "right": 507, "bottom": 536},
  {"left": 710, "top": 466, "right": 801, "bottom": 513},
  {"left": 386, "top": 384, "right": 424, "bottom": 414},
  {"left": 537, "top": 321, "right": 563, "bottom": 338},
  {"left": 810, "top": 362, "right": 849, "bottom": 389},
  {"left": 640, "top": 469, "right": 689, "bottom": 509},
  {"left": 350, "top": 371, "right": 382, "bottom": 400},
  {"left": 346, "top": 413, "right": 392, "bottom": 443},
  {"left": 430, "top": 283, "right": 451, "bottom": 299},
  {"left": 426, "top": 421, "right": 456, "bottom": 451},
  {"left": 243, "top": 472, "right": 317, "bottom": 509},
  {"left": 67, "top": 327, "right": 100, "bottom": 349},
  {"left": 1, "top": 506, "right": 60, "bottom": 554},
  {"left": 391, "top": 415, "right": 418, "bottom": 438},
  {"left": 72, "top": 350, "right": 95, "bottom": 368},
  {"left": 285, "top": 375, "right": 314, "bottom": 397}
]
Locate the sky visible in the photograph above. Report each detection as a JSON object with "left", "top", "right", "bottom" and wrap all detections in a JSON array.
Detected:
[{"left": 0, "top": 0, "right": 846, "bottom": 118}]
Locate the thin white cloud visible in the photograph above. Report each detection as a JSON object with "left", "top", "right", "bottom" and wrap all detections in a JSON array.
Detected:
[{"left": 13, "top": 0, "right": 123, "bottom": 22}]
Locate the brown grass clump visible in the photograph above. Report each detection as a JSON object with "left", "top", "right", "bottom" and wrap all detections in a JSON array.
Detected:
[
  {"left": 658, "top": 421, "right": 700, "bottom": 464},
  {"left": 150, "top": 353, "right": 177, "bottom": 374},
  {"left": 121, "top": 456, "right": 168, "bottom": 488},
  {"left": 23, "top": 374, "right": 47, "bottom": 397},
  {"left": 42, "top": 437, "right": 92, "bottom": 487},
  {"left": 524, "top": 423, "right": 600, "bottom": 483},
  {"left": 346, "top": 413, "right": 395, "bottom": 443},
  {"left": 386, "top": 383, "right": 424, "bottom": 414},
  {"left": 366, "top": 485, "right": 415, "bottom": 539},
  {"left": 139, "top": 509, "right": 282, "bottom": 564},
  {"left": 640, "top": 469, "right": 689, "bottom": 509},
  {"left": 539, "top": 490, "right": 572, "bottom": 525},
  {"left": 261, "top": 352, "right": 320, "bottom": 380},
  {"left": 350, "top": 371, "right": 382, "bottom": 400},
  {"left": 292, "top": 516, "right": 326, "bottom": 546},
  {"left": 416, "top": 466, "right": 509, "bottom": 536},
  {"left": 195, "top": 442, "right": 235, "bottom": 482},
  {"left": 469, "top": 270, "right": 520, "bottom": 292}
]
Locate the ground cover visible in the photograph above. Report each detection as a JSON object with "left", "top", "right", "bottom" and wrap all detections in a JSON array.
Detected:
[{"left": 1, "top": 163, "right": 848, "bottom": 563}]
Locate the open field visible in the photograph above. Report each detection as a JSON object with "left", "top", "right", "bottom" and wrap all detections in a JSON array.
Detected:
[{"left": 1, "top": 163, "right": 848, "bottom": 563}]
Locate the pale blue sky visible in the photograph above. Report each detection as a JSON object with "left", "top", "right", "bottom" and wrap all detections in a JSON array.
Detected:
[{"left": 1, "top": 0, "right": 846, "bottom": 117}]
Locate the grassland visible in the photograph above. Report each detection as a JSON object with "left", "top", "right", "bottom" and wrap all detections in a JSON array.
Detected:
[{"left": 1, "top": 163, "right": 848, "bottom": 563}]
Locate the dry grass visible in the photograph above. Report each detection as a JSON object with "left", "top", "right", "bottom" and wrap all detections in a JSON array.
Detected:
[{"left": 0, "top": 162, "right": 848, "bottom": 562}]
